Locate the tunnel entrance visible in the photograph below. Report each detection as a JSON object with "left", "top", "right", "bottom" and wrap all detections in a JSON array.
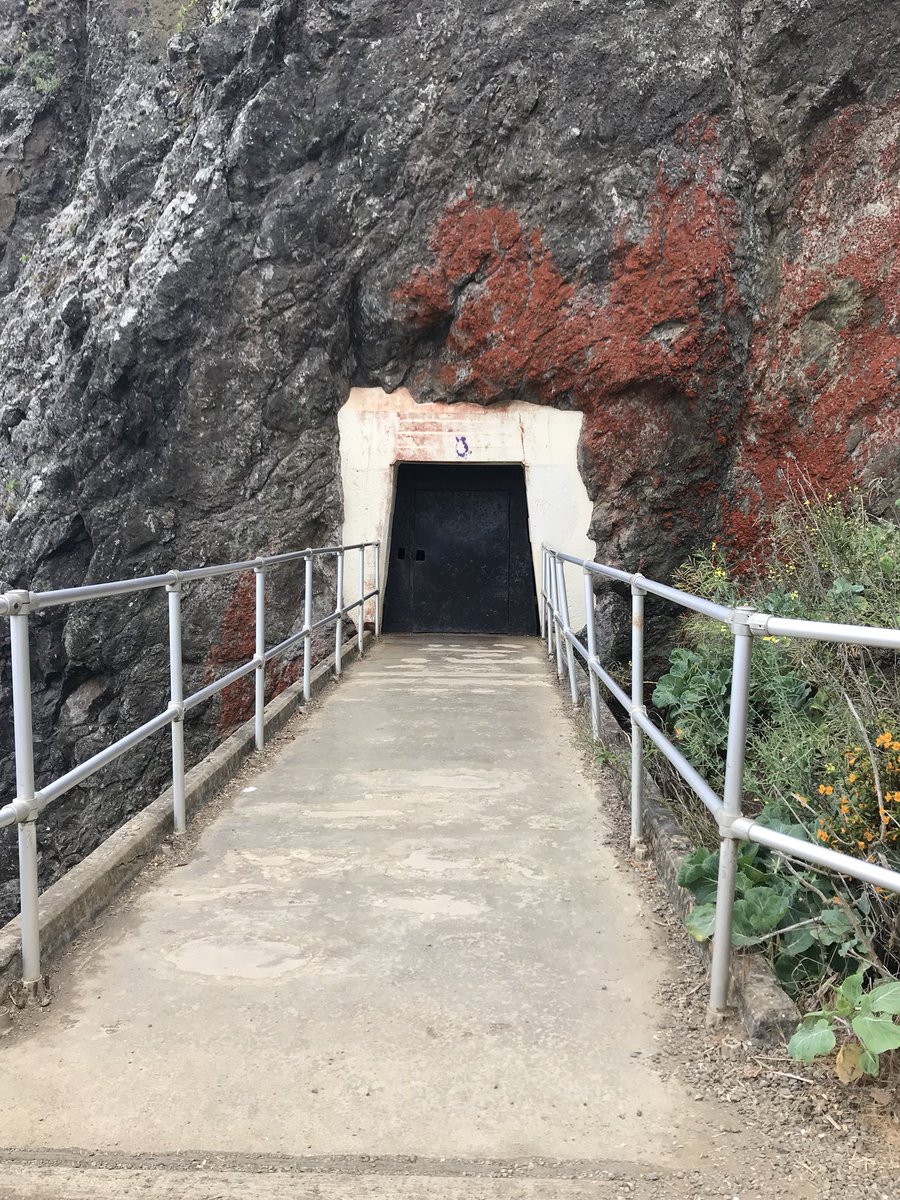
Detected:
[{"left": 382, "top": 463, "right": 538, "bottom": 635}]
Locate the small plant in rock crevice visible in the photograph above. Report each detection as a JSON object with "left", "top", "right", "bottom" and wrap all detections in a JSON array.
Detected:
[{"left": 176, "top": 0, "right": 228, "bottom": 32}]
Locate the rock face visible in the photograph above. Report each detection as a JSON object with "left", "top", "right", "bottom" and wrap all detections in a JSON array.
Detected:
[{"left": 0, "top": 0, "right": 898, "bottom": 919}]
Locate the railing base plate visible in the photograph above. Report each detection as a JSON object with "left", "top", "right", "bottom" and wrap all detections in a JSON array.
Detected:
[{"left": 8, "top": 974, "right": 51, "bottom": 1009}]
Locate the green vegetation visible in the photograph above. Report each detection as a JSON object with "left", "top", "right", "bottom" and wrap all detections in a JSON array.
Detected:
[
  {"left": 788, "top": 970, "right": 900, "bottom": 1080},
  {"left": 21, "top": 49, "right": 58, "bottom": 94},
  {"left": 650, "top": 490, "right": 900, "bottom": 1071}
]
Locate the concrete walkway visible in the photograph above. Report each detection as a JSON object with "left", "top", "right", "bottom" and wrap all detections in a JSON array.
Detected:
[{"left": 0, "top": 637, "right": 724, "bottom": 1188}]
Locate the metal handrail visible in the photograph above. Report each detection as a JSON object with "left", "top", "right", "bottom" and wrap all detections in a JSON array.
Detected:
[
  {"left": 0, "top": 540, "right": 382, "bottom": 993},
  {"left": 541, "top": 545, "right": 900, "bottom": 1014}
]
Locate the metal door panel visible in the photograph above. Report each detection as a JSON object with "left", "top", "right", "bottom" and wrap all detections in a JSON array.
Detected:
[{"left": 413, "top": 489, "right": 509, "bottom": 633}]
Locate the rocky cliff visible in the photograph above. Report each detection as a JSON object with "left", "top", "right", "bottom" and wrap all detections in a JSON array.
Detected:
[{"left": 0, "top": 0, "right": 898, "bottom": 918}]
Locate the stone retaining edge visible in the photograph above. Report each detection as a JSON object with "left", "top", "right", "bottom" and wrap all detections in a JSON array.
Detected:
[
  {"left": 556, "top": 660, "right": 799, "bottom": 1044},
  {"left": 0, "top": 635, "right": 372, "bottom": 1001}
]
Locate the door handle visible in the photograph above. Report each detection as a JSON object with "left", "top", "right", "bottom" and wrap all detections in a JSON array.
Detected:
[{"left": 415, "top": 549, "right": 426, "bottom": 561}]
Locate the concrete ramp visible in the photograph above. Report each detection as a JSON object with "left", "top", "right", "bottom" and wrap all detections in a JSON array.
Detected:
[{"left": 0, "top": 637, "right": 718, "bottom": 1180}]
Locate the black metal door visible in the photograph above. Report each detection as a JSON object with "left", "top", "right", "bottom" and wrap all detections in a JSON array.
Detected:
[{"left": 382, "top": 464, "right": 537, "bottom": 635}]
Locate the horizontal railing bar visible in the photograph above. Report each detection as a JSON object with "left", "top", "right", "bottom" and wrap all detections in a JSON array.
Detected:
[
  {"left": 634, "top": 575, "right": 734, "bottom": 623},
  {"left": 555, "top": 551, "right": 734, "bottom": 622},
  {"left": 3, "top": 543, "right": 382, "bottom": 615},
  {"left": 552, "top": 547, "right": 900, "bottom": 645},
  {"left": 183, "top": 659, "right": 259, "bottom": 712},
  {"left": 558, "top": 595, "right": 726, "bottom": 818},
  {"left": 632, "top": 709, "right": 725, "bottom": 817},
  {"left": 178, "top": 559, "right": 267, "bottom": 581},
  {"left": 31, "top": 574, "right": 177, "bottom": 610},
  {"left": 264, "top": 629, "right": 306, "bottom": 664},
  {"left": 555, "top": 551, "right": 632, "bottom": 585},
  {"left": 32, "top": 708, "right": 176, "bottom": 813},
  {"left": 589, "top": 656, "right": 631, "bottom": 712},
  {"left": 751, "top": 613, "right": 900, "bottom": 651},
  {"left": 737, "top": 818, "right": 900, "bottom": 894},
  {"left": 310, "top": 612, "right": 338, "bottom": 635},
  {"left": 342, "top": 588, "right": 379, "bottom": 615},
  {"left": 563, "top": 627, "right": 589, "bottom": 660}
]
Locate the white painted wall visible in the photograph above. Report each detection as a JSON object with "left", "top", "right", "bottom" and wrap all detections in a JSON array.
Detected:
[{"left": 338, "top": 387, "right": 595, "bottom": 629}]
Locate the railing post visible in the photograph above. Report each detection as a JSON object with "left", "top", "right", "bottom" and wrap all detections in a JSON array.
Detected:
[
  {"left": 8, "top": 592, "right": 41, "bottom": 992},
  {"left": 373, "top": 542, "right": 381, "bottom": 637},
  {"left": 358, "top": 545, "right": 365, "bottom": 657},
  {"left": 551, "top": 555, "right": 565, "bottom": 678},
  {"left": 581, "top": 568, "right": 601, "bottom": 739},
  {"left": 166, "top": 575, "right": 186, "bottom": 835},
  {"left": 254, "top": 562, "right": 266, "bottom": 751},
  {"left": 555, "top": 557, "right": 579, "bottom": 706},
  {"left": 547, "top": 553, "right": 557, "bottom": 662},
  {"left": 709, "top": 609, "right": 754, "bottom": 1015},
  {"left": 303, "top": 554, "right": 313, "bottom": 703},
  {"left": 539, "top": 547, "right": 547, "bottom": 640},
  {"left": 335, "top": 549, "right": 345, "bottom": 677},
  {"left": 630, "top": 578, "right": 646, "bottom": 848},
  {"left": 547, "top": 549, "right": 554, "bottom": 657}
]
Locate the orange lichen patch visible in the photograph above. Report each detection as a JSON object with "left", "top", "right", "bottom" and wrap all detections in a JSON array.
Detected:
[{"left": 726, "top": 101, "right": 900, "bottom": 558}]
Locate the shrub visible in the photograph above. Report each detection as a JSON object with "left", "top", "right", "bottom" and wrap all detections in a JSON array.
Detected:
[{"left": 650, "top": 489, "right": 900, "bottom": 1002}]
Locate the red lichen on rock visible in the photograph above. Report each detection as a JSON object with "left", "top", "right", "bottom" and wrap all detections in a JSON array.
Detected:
[
  {"left": 398, "top": 120, "right": 740, "bottom": 413},
  {"left": 726, "top": 101, "right": 900, "bottom": 555},
  {"left": 207, "top": 571, "right": 301, "bottom": 733},
  {"left": 395, "top": 118, "right": 743, "bottom": 557}
]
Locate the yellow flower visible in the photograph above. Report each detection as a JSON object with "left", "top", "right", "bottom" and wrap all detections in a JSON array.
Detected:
[{"left": 848, "top": 773, "right": 857, "bottom": 784}]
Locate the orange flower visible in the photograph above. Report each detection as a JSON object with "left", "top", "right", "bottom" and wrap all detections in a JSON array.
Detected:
[{"left": 816, "top": 829, "right": 830, "bottom": 843}]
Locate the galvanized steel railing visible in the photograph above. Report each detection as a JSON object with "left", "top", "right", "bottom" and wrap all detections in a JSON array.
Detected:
[
  {"left": 541, "top": 545, "right": 900, "bottom": 1013},
  {"left": 0, "top": 541, "right": 382, "bottom": 995}
]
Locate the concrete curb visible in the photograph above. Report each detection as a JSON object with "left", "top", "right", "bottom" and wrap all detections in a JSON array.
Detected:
[
  {"left": 554, "top": 659, "right": 799, "bottom": 1045},
  {"left": 0, "top": 635, "right": 372, "bottom": 1001}
]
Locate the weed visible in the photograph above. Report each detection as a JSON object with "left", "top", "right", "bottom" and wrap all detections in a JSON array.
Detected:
[{"left": 21, "top": 49, "right": 58, "bottom": 94}]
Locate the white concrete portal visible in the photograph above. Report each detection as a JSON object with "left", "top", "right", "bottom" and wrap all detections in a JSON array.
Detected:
[{"left": 338, "top": 388, "right": 594, "bottom": 627}]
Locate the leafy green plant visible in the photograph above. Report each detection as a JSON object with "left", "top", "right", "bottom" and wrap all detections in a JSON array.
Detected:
[
  {"left": 677, "top": 841, "right": 870, "bottom": 994},
  {"left": 650, "top": 489, "right": 900, "bottom": 1001},
  {"left": 788, "top": 969, "right": 900, "bottom": 1079}
]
